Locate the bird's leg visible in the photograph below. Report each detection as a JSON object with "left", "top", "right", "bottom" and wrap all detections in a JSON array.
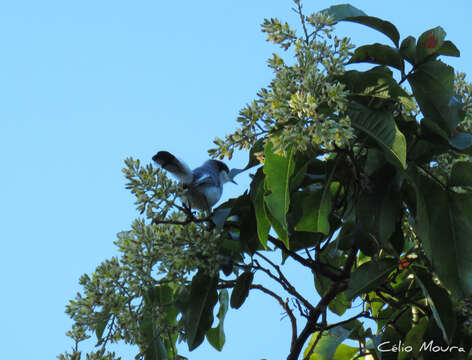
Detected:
[{"left": 182, "top": 202, "right": 196, "bottom": 220}]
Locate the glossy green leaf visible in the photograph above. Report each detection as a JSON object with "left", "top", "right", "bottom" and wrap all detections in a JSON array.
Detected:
[
  {"left": 437, "top": 40, "right": 460, "bottom": 57},
  {"left": 356, "top": 168, "right": 401, "bottom": 253},
  {"left": 349, "top": 44, "right": 403, "bottom": 70},
  {"left": 321, "top": 4, "right": 366, "bottom": 20},
  {"left": 251, "top": 168, "right": 270, "bottom": 248},
  {"left": 346, "top": 258, "right": 397, "bottom": 300},
  {"left": 294, "top": 190, "right": 322, "bottom": 232},
  {"left": 315, "top": 275, "right": 351, "bottom": 316},
  {"left": 230, "top": 270, "right": 254, "bottom": 309},
  {"left": 294, "top": 182, "right": 333, "bottom": 234},
  {"left": 322, "top": 5, "right": 399, "bottom": 46},
  {"left": 450, "top": 161, "right": 472, "bottom": 187},
  {"left": 303, "top": 326, "right": 352, "bottom": 360},
  {"left": 398, "top": 317, "right": 429, "bottom": 360},
  {"left": 400, "top": 36, "right": 416, "bottom": 64},
  {"left": 263, "top": 142, "right": 295, "bottom": 248},
  {"left": 409, "top": 60, "right": 463, "bottom": 136},
  {"left": 408, "top": 168, "right": 472, "bottom": 297},
  {"left": 416, "top": 26, "right": 446, "bottom": 62},
  {"left": 177, "top": 271, "right": 218, "bottom": 351},
  {"left": 349, "top": 102, "right": 407, "bottom": 169},
  {"left": 415, "top": 268, "right": 456, "bottom": 343},
  {"left": 332, "top": 344, "right": 359, "bottom": 360},
  {"left": 338, "top": 66, "right": 409, "bottom": 100},
  {"left": 206, "top": 290, "right": 229, "bottom": 351},
  {"left": 339, "top": 319, "right": 365, "bottom": 342}
]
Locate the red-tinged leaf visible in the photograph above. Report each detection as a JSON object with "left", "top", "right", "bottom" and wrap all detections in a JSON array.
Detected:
[
  {"left": 424, "top": 32, "right": 438, "bottom": 50},
  {"left": 416, "top": 26, "right": 446, "bottom": 62}
]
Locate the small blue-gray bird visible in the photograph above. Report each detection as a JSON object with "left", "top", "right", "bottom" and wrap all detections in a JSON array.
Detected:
[{"left": 152, "top": 151, "right": 236, "bottom": 211}]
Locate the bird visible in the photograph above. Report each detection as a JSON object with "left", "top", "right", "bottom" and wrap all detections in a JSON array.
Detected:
[{"left": 152, "top": 151, "right": 236, "bottom": 211}]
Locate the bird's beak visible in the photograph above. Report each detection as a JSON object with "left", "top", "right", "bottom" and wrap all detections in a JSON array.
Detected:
[{"left": 224, "top": 171, "right": 237, "bottom": 185}]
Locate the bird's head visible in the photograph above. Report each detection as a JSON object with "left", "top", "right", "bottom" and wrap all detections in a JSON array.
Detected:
[{"left": 210, "top": 160, "right": 237, "bottom": 184}]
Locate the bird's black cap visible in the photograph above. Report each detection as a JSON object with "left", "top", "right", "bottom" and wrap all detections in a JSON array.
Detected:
[{"left": 152, "top": 151, "right": 176, "bottom": 167}]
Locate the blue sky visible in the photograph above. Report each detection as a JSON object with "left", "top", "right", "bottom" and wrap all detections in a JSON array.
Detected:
[{"left": 1, "top": 1, "right": 471, "bottom": 359}]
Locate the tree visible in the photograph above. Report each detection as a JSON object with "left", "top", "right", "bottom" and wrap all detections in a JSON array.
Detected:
[{"left": 59, "top": 2, "right": 472, "bottom": 359}]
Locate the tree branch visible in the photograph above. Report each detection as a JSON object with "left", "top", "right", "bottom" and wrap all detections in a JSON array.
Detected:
[
  {"left": 267, "top": 235, "right": 345, "bottom": 281},
  {"left": 255, "top": 252, "right": 314, "bottom": 312},
  {"left": 286, "top": 248, "right": 358, "bottom": 360},
  {"left": 251, "top": 284, "right": 298, "bottom": 349}
]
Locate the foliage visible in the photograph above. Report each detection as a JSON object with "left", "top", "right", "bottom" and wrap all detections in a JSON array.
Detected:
[{"left": 60, "top": 2, "right": 472, "bottom": 359}]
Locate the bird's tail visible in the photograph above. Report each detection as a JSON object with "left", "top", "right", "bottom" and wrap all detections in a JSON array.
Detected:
[{"left": 152, "top": 151, "right": 193, "bottom": 184}]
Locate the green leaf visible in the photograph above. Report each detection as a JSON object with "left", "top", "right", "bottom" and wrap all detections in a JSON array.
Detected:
[
  {"left": 349, "top": 44, "right": 403, "bottom": 70},
  {"left": 338, "top": 66, "right": 410, "bottom": 100},
  {"left": 409, "top": 60, "right": 463, "bottom": 136},
  {"left": 321, "top": 4, "right": 366, "bottom": 20},
  {"left": 332, "top": 344, "right": 359, "bottom": 360},
  {"left": 398, "top": 317, "right": 429, "bottom": 360},
  {"left": 321, "top": 5, "right": 400, "bottom": 46},
  {"left": 230, "top": 270, "right": 254, "bottom": 309},
  {"left": 314, "top": 274, "right": 351, "bottom": 316},
  {"left": 335, "top": 222, "right": 355, "bottom": 250},
  {"left": 378, "top": 188, "right": 401, "bottom": 248},
  {"left": 263, "top": 142, "right": 295, "bottom": 248},
  {"left": 356, "top": 168, "right": 401, "bottom": 253},
  {"left": 349, "top": 102, "right": 407, "bottom": 169},
  {"left": 437, "top": 40, "right": 460, "bottom": 57},
  {"left": 364, "top": 148, "right": 385, "bottom": 176},
  {"left": 177, "top": 271, "right": 218, "bottom": 351},
  {"left": 206, "top": 290, "right": 229, "bottom": 351},
  {"left": 149, "top": 284, "right": 179, "bottom": 325},
  {"left": 144, "top": 337, "right": 169, "bottom": 360},
  {"left": 408, "top": 168, "right": 472, "bottom": 297},
  {"left": 140, "top": 298, "right": 170, "bottom": 360},
  {"left": 251, "top": 168, "right": 270, "bottom": 248},
  {"left": 346, "top": 258, "right": 397, "bottom": 300},
  {"left": 294, "top": 190, "right": 322, "bottom": 232},
  {"left": 416, "top": 26, "right": 446, "bottom": 62},
  {"left": 317, "top": 169, "right": 336, "bottom": 235},
  {"left": 95, "top": 307, "right": 111, "bottom": 342},
  {"left": 450, "top": 161, "right": 472, "bottom": 187},
  {"left": 400, "top": 36, "right": 416, "bottom": 64},
  {"left": 294, "top": 184, "right": 333, "bottom": 234},
  {"left": 415, "top": 268, "right": 456, "bottom": 343},
  {"left": 303, "top": 326, "right": 352, "bottom": 360}
]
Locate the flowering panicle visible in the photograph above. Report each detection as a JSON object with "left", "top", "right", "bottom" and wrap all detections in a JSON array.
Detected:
[{"left": 209, "top": 9, "right": 355, "bottom": 159}]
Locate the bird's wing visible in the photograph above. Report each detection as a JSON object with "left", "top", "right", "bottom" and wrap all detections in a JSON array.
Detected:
[{"left": 192, "top": 172, "right": 213, "bottom": 186}]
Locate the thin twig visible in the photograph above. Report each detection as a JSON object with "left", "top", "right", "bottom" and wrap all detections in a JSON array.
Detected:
[
  {"left": 324, "top": 311, "right": 370, "bottom": 331},
  {"left": 293, "top": 0, "right": 310, "bottom": 45},
  {"left": 256, "top": 252, "right": 315, "bottom": 312},
  {"left": 250, "top": 284, "right": 298, "bottom": 349}
]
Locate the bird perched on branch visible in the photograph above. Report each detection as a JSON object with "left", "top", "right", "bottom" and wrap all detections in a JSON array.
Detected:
[{"left": 152, "top": 151, "right": 236, "bottom": 211}]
